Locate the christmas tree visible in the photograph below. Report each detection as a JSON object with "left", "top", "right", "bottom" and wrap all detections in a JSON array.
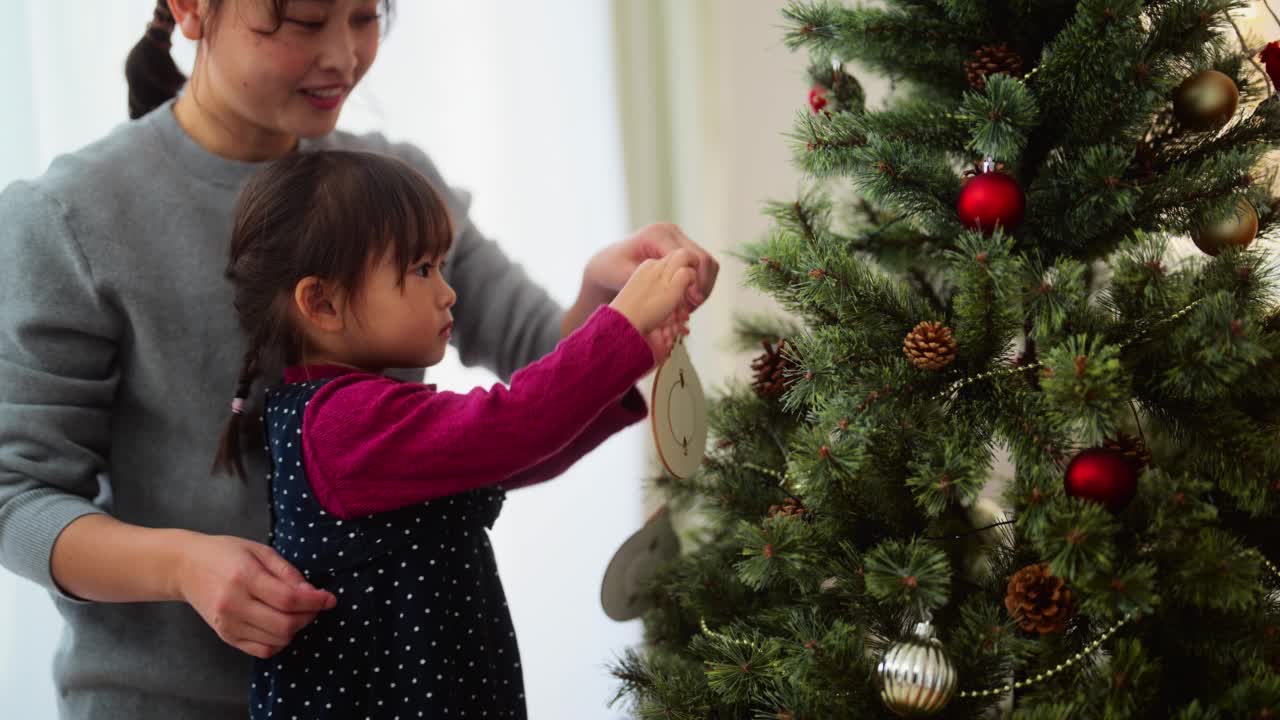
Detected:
[{"left": 612, "top": 1, "right": 1280, "bottom": 717}]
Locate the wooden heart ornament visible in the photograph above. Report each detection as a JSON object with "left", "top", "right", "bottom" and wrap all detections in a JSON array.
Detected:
[{"left": 600, "top": 505, "right": 680, "bottom": 621}]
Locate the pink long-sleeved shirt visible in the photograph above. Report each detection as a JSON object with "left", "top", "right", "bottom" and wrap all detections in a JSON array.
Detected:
[{"left": 285, "top": 306, "right": 652, "bottom": 520}]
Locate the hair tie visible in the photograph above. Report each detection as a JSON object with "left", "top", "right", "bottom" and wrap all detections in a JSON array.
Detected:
[
  {"left": 151, "top": 0, "right": 175, "bottom": 26},
  {"left": 145, "top": 2, "right": 176, "bottom": 49},
  {"left": 231, "top": 397, "right": 247, "bottom": 416}
]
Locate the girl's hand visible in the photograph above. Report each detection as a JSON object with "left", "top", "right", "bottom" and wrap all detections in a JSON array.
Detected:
[
  {"left": 175, "top": 533, "right": 336, "bottom": 659},
  {"left": 584, "top": 223, "right": 719, "bottom": 310},
  {"left": 610, "top": 249, "right": 698, "bottom": 352},
  {"left": 645, "top": 306, "right": 690, "bottom": 364}
]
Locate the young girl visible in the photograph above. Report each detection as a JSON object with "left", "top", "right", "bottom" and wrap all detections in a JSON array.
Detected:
[
  {"left": 0, "top": 1, "right": 716, "bottom": 717},
  {"left": 218, "top": 149, "right": 696, "bottom": 719}
]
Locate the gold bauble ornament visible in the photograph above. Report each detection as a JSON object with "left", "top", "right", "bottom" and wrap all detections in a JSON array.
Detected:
[
  {"left": 1173, "top": 69, "right": 1239, "bottom": 131},
  {"left": 876, "top": 620, "right": 957, "bottom": 717},
  {"left": 1191, "top": 197, "right": 1258, "bottom": 256}
]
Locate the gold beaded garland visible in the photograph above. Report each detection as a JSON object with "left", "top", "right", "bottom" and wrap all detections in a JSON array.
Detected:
[
  {"left": 695, "top": 555, "right": 1280, "bottom": 702},
  {"left": 929, "top": 299, "right": 1203, "bottom": 403},
  {"left": 956, "top": 612, "right": 1136, "bottom": 699}
]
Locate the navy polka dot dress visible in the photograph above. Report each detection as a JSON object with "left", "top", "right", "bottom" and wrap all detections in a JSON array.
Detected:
[{"left": 249, "top": 378, "right": 526, "bottom": 719}]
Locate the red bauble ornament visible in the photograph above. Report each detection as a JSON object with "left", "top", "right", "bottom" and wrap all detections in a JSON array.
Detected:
[
  {"left": 809, "top": 85, "right": 830, "bottom": 114},
  {"left": 1064, "top": 448, "right": 1139, "bottom": 512},
  {"left": 957, "top": 170, "right": 1025, "bottom": 233},
  {"left": 1261, "top": 42, "right": 1280, "bottom": 90}
]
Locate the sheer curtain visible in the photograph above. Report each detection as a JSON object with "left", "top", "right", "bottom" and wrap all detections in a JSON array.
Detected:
[{"left": 0, "top": 2, "right": 641, "bottom": 717}]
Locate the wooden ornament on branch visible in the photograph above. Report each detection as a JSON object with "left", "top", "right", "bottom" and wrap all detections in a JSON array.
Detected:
[
  {"left": 651, "top": 339, "right": 707, "bottom": 480},
  {"left": 600, "top": 505, "right": 680, "bottom": 621}
]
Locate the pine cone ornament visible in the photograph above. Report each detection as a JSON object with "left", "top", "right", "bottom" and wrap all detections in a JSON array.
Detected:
[
  {"left": 1005, "top": 564, "right": 1074, "bottom": 635},
  {"left": 965, "top": 43, "right": 1024, "bottom": 91},
  {"left": 1103, "top": 432, "right": 1153, "bottom": 471},
  {"left": 903, "top": 322, "right": 958, "bottom": 371},
  {"left": 767, "top": 497, "right": 809, "bottom": 520},
  {"left": 751, "top": 339, "right": 798, "bottom": 399}
]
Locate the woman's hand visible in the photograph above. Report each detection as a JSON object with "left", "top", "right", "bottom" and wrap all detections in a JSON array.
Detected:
[
  {"left": 175, "top": 533, "right": 336, "bottom": 659},
  {"left": 586, "top": 223, "right": 719, "bottom": 309},
  {"left": 561, "top": 223, "right": 717, "bottom": 339}
]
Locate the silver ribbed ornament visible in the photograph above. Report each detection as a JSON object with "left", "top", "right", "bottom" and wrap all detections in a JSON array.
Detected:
[{"left": 876, "top": 620, "right": 957, "bottom": 717}]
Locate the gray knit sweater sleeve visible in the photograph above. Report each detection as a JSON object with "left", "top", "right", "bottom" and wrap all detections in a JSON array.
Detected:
[{"left": 0, "top": 180, "right": 114, "bottom": 598}]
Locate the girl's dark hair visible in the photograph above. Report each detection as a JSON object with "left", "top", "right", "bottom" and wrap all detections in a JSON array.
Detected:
[
  {"left": 214, "top": 150, "right": 455, "bottom": 479},
  {"left": 125, "top": 0, "right": 394, "bottom": 120}
]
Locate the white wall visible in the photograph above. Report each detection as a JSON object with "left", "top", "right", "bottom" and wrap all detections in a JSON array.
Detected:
[
  {"left": 0, "top": 2, "right": 641, "bottom": 717},
  {"left": 613, "top": 0, "right": 867, "bottom": 401}
]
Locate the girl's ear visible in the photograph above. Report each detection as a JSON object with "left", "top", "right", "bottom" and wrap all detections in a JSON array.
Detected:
[
  {"left": 293, "top": 277, "right": 347, "bottom": 334},
  {"left": 169, "top": 0, "right": 207, "bottom": 41}
]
